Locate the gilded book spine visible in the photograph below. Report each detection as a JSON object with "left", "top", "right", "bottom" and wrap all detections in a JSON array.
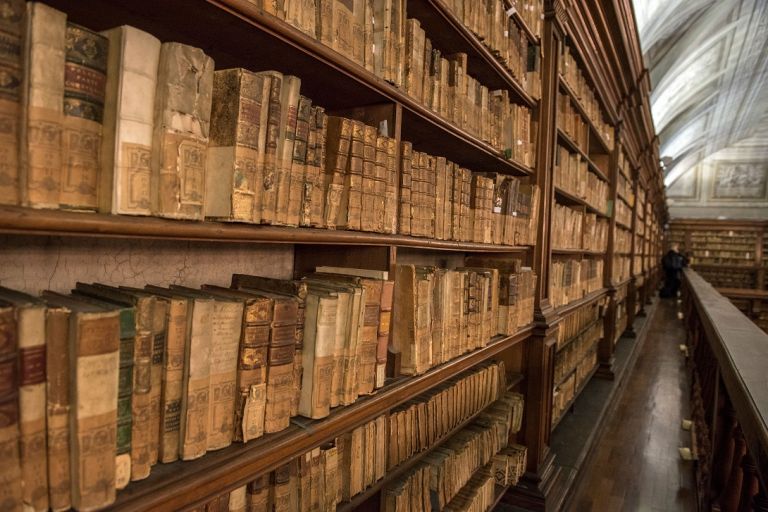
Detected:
[
  {"left": 0, "top": 0, "right": 23, "bottom": 205},
  {"left": 99, "top": 26, "right": 160, "bottom": 215},
  {"left": 309, "top": 108, "right": 328, "bottom": 227},
  {"left": 180, "top": 299, "right": 212, "bottom": 461},
  {"left": 60, "top": 24, "right": 108, "bottom": 211},
  {"left": 21, "top": 3, "right": 65, "bottom": 208},
  {"left": 151, "top": 42, "right": 214, "bottom": 220},
  {"left": 0, "top": 306, "right": 22, "bottom": 511},
  {"left": 45, "top": 306, "right": 71, "bottom": 510},
  {"left": 71, "top": 311, "right": 120, "bottom": 511},
  {"left": 383, "top": 136, "right": 398, "bottom": 234}
]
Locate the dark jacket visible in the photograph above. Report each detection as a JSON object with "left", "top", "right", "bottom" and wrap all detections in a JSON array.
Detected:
[{"left": 662, "top": 250, "right": 686, "bottom": 272}]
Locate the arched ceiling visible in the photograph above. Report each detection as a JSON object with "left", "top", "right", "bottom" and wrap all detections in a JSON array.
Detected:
[{"left": 633, "top": 0, "right": 768, "bottom": 218}]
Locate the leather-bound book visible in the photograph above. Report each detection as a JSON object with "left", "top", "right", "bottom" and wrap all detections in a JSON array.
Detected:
[
  {"left": 20, "top": 2, "right": 65, "bottom": 208},
  {"left": 246, "top": 474, "right": 272, "bottom": 512},
  {"left": 151, "top": 42, "right": 214, "bottom": 219},
  {"left": 307, "top": 106, "right": 328, "bottom": 227},
  {"left": 297, "top": 288, "right": 337, "bottom": 419},
  {"left": 200, "top": 285, "right": 270, "bottom": 442},
  {"left": 272, "top": 461, "right": 294, "bottom": 512},
  {"left": 60, "top": 23, "right": 108, "bottom": 211},
  {"left": 323, "top": 116, "right": 352, "bottom": 228},
  {"left": 0, "top": 300, "right": 22, "bottom": 510},
  {"left": 0, "top": 0, "right": 23, "bottom": 205},
  {"left": 287, "top": 95, "right": 311, "bottom": 227},
  {"left": 228, "top": 485, "right": 246, "bottom": 512},
  {"left": 39, "top": 292, "right": 120, "bottom": 510},
  {"left": 333, "top": 0, "right": 354, "bottom": 60},
  {"left": 256, "top": 71, "right": 281, "bottom": 224},
  {"left": 338, "top": 119, "right": 364, "bottom": 230},
  {"left": 322, "top": 444, "right": 340, "bottom": 510},
  {"left": 0, "top": 288, "right": 47, "bottom": 511},
  {"left": 206, "top": 68, "right": 269, "bottom": 223},
  {"left": 170, "top": 286, "right": 243, "bottom": 451},
  {"left": 273, "top": 74, "right": 301, "bottom": 226},
  {"left": 376, "top": 280, "right": 394, "bottom": 388},
  {"left": 98, "top": 25, "right": 160, "bottom": 215},
  {"left": 383, "top": 135, "right": 398, "bottom": 234},
  {"left": 372, "top": 133, "right": 388, "bottom": 233},
  {"left": 360, "top": 124, "right": 376, "bottom": 232},
  {"left": 398, "top": 141, "right": 412, "bottom": 235}
]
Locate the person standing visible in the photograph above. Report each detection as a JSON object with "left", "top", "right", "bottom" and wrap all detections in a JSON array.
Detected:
[{"left": 661, "top": 243, "right": 687, "bottom": 297}]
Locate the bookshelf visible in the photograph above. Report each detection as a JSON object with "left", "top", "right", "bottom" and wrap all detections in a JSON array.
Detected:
[{"left": 0, "top": 0, "right": 665, "bottom": 510}]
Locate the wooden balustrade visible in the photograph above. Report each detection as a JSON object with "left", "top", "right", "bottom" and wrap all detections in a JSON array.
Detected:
[{"left": 682, "top": 268, "right": 768, "bottom": 511}]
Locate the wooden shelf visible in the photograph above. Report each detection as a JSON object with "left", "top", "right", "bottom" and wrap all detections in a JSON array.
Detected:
[
  {"left": 0, "top": 206, "right": 532, "bottom": 253},
  {"left": 692, "top": 263, "right": 759, "bottom": 271},
  {"left": 552, "top": 248, "right": 606, "bottom": 256},
  {"left": 556, "top": 129, "right": 610, "bottom": 182},
  {"left": 558, "top": 76, "right": 613, "bottom": 154},
  {"left": 508, "top": 2, "right": 539, "bottom": 44},
  {"left": 556, "top": 317, "right": 603, "bottom": 355},
  {"left": 111, "top": 326, "right": 532, "bottom": 511},
  {"left": 615, "top": 220, "right": 632, "bottom": 230},
  {"left": 554, "top": 288, "right": 608, "bottom": 317},
  {"left": 554, "top": 186, "right": 609, "bottom": 217}
]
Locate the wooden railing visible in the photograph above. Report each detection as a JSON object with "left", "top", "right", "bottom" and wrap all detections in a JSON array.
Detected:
[{"left": 682, "top": 269, "right": 768, "bottom": 511}]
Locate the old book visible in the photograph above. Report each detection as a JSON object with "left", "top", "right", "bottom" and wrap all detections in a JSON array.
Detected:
[
  {"left": 372, "top": 133, "right": 388, "bottom": 233},
  {"left": 383, "top": 135, "right": 398, "bottom": 234},
  {"left": 60, "top": 23, "right": 108, "bottom": 211},
  {"left": 228, "top": 485, "right": 247, "bottom": 512},
  {"left": 273, "top": 74, "right": 301, "bottom": 226},
  {"left": 247, "top": 475, "right": 272, "bottom": 512},
  {"left": 337, "top": 119, "right": 364, "bottom": 230},
  {"left": 170, "top": 286, "right": 243, "bottom": 451},
  {"left": 307, "top": 107, "right": 327, "bottom": 227},
  {"left": 323, "top": 116, "right": 352, "bottom": 228},
  {"left": 151, "top": 42, "right": 214, "bottom": 219},
  {"left": 286, "top": 95, "right": 311, "bottom": 227},
  {"left": 360, "top": 123, "right": 376, "bottom": 232},
  {"left": 398, "top": 141, "right": 412, "bottom": 235},
  {"left": 200, "top": 285, "right": 270, "bottom": 442},
  {"left": 0, "top": 0, "right": 23, "bottom": 205},
  {"left": 298, "top": 289, "right": 337, "bottom": 419},
  {"left": 99, "top": 25, "right": 160, "bottom": 215},
  {"left": 20, "top": 2, "right": 66, "bottom": 208},
  {"left": 73, "top": 283, "right": 156, "bottom": 481},
  {"left": 0, "top": 288, "right": 47, "bottom": 512},
  {"left": 43, "top": 293, "right": 120, "bottom": 510},
  {"left": 272, "top": 462, "right": 294, "bottom": 512},
  {"left": 256, "top": 71, "right": 281, "bottom": 224},
  {"left": 0, "top": 302, "right": 22, "bottom": 510},
  {"left": 206, "top": 68, "right": 269, "bottom": 222}
]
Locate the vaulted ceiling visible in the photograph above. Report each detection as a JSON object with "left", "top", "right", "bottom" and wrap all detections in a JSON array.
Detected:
[{"left": 633, "top": 0, "right": 768, "bottom": 218}]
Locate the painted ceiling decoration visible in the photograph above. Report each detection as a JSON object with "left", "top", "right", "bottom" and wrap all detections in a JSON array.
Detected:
[{"left": 632, "top": 0, "right": 768, "bottom": 215}]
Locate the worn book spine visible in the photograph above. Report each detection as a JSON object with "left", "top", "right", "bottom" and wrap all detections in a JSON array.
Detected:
[
  {"left": 307, "top": 107, "right": 327, "bottom": 227},
  {"left": 265, "top": 307, "right": 297, "bottom": 433},
  {"left": 375, "top": 280, "right": 393, "bottom": 389},
  {"left": 274, "top": 75, "right": 301, "bottom": 226},
  {"left": 383, "top": 136, "right": 398, "bottom": 234},
  {"left": 206, "top": 68, "right": 266, "bottom": 223},
  {"left": 398, "top": 141, "right": 412, "bottom": 236},
  {"left": 60, "top": 24, "right": 108, "bottom": 211},
  {"left": 357, "top": 279, "right": 380, "bottom": 395},
  {"left": 151, "top": 42, "right": 214, "bottom": 219},
  {"left": 20, "top": 2, "right": 65, "bottom": 208},
  {"left": 233, "top": 298, "right": 269, "bottom": 442},
  {"left": 333, "top": 0, "right": 354, "bottom": 60},
  {"left": 372, "top": 135, "right": 388, "bottom": 233},
  {"left": 44, "top": 306, "right": 71, "bottom": 510},
  {"left": 126, "top": 296, "right": 154, "bottom": 481},
  {"left": 339, "top": 120, "right": 363, "bottom": 230},
  {"left": 0, "top": 0, "right": 23, "bottom": 205},
  {"left": 147, "top": 299, "right": 167, "bottom": 467},
  {"left": 272, "top": 461, "right": 295, "bottom": 512},
  {"left": 206, "top": 300, "right": 243, "bottom": 451},
  {"left": 16, "top": 302, "right": 47, "bottom": 512},
  {"left": 391, "top": 265, "right": 416, "bottom": 375},
  {"left": 114, "top": 307, "right": 135, "bottom": 490},
  {"left": 180, "top": 298, "right": 212, "bottom": 460},
  {"left": 360, "top": 124, "right": 376, "bottom": 232},
  {"left": 258, "top": 72, "right": 281, "bottom": 224},
  {"left": 70, "top": 310, "right": 120, "bottom": 511},
  {"left": 99, "top": 26, "right": 159, "bottom": 215},
  {"left": 0, "top": 305, "right": 22, "bottom": 510},
  {"left": 159, "top": 298, "right": 186, "bottom": 463},
  {"left": 246, "top": 475, "right": 272, "bottom": 512},
  {"left": 301, "top": 107, "right": 319, "bottom": 227},
  {"left": 323, "top": 116, "right": 352, "bottom": 229},
  {"left": 287, "top": 95, "right": 310, "bottom": 227},
  {"left": 298, "top": 293, "right": 336, "bottom": 419}
]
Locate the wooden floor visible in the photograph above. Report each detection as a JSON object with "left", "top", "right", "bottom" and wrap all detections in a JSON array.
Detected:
[{"left": 567, "top": 298, "right": 697, "bottom": 512}]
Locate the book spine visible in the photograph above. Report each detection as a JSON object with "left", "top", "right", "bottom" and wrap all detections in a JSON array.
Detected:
[
  {"left": 383, "top": 136, "right": 398, "bottom": 234},
  {"left": 246, "top": 475, "right": 272, "bottom": 512},
  {"left": 300, "top": 107, "right": 318, "bottom": 227},
  {"left": 298, "top": 294, "right": 336, "bottom": 419},
  {"left": 206, "top": 301, "right": 243, "bottom": 451},
  {"left": 274, "top": 75, "right": 301, "bottom": 226},
  {"left": 259, "top": 73, "right": 282, "bottom": 224},
  {"left": 375, "top": 280, "right": 393, "bottom": 389},
  {"left": 180, "top": 300, "right": 212, "bottom": 461},
  {"left": 323, "top": 117, "right": 352, "bottom": 229},
  {"left": 131, "top": 324, "right": 153, "bottom": 480},
  {"left": 115, "top": 309, "right": 135, "bottom": 490},
  {"left": 21, "top": 3, "right": 66, "bottom": 208},
  {"left": 264, "top": 322, "right": 296, "bottom": 433},
  {"left": 17, "top": 305, "right": 47, "bottom": 511},
  {"left": 392, "top": 265, "right": 416, "bottom": 375},
  {"left": 308, "top": 107, "right": 327, "bottom": 227},
  {"left": 357, "top": 280, "right": 381, "bottom": 395},
  {"left": 360, "top": 124, "right": 376, "bottom": 232},
  {"left": 339, "top": 120, "right": 364, "bottom": 230},
  {"left": 398, "top": 141, "right": 412, "bottom": 236},
  {"left": 159, "top": 298, "right": 187, "bottom": 462},
  {"left": 234, "top": 300, "right": 270, "bottom": 442},
  {"left": 149, "top": 300, "right": 168, "bottom": 466},
  {"left": 0, "top": 0, "right": 23, "bottom": 205},
  {"left": 151, "top": 42, "right": 214, "bottom": 220},
  {"left": 0, "top": 306, "right": 22, "bottom": 510},
  {"left": 287, "top": 95, "right": 311, "bottom": 227},
  {"left": 45, "top": 307, "right": 71, "bottom": 510},
  {"left": 60, "top": 23, "right": 108, "bottom": 211},
  {"left": 372, "top": 135, "right": 388, "bottom": 233},
  {"left": 99, "top": 26, "right": 160, "bottom": 215},
  {"left": 71, "top": 311, "right": 120, "bottom": 510}
]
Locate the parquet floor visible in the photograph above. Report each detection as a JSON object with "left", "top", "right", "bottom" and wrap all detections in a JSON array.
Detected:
[{"left": 567, "top": 298, "right": 697, "bottom": 511}]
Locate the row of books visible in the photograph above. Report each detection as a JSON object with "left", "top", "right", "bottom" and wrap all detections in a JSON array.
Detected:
[
  {"left": 399, "top": 144, "right": 540, "bottom": 245},
  {"left": 583, "top": 214, "right": 608, "bottom": 253},
  {"left": 613, "top": 255, "right": 631, "bottom": 283},
  {"left": 554, "top": 145, "right": 609, "bottom": 213},
  {"left": 441, "top": 0, "right": 543, "bottom": 99},
  {"left": 554, "top": 321, "right": 602, "bottom": 384},
  {"left": 550, "top": 258, "right": 604, "bottom": 308},
  {"left": 555, "top": 297, "right": 605, "bottom": 351},
  {"left": 201, "top": 362, "right": 516, "bottom": 512},
  {"left": 617, "top": 167, "right": 634, "bottom": 206},
  {"left": 614, "top": 228, "right": 631, "bottom": 253},
  {"left": 392, "top": 262, "right": 536, "bottom": 375},
  {"left": 559, "top": 45, "right": 614, "bottom": 151},
  {"left": 551, "top": 203, "right": 584, "bottom": 251},
  {"left": 383, "top": 390, "right": 522, "bottom": 511},
  {"left": 403, "top": 19, "right": 535, "bottom": 166},
  {"left": 557, "top": 92, "right": 589, "bottom": 152},
  {"left": 492, "top": 443, "right": 528, "bottom": 488},
  {"left": 615, "top": 198, "right": 632, "bottom": 227},
  {"left": 552, "top": 345, "right": 597, "bottom": 427}
]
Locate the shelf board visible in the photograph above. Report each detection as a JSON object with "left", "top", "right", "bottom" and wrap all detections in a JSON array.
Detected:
[
  {"left": 612, "top": 277, "right": 632, "bottom": 289},
  {"left": 554, "top": 288, "right": 608, "bottom": 317},
  {"left": 506, "top": 372, "right": 525, "bottom": 390},
  {"left": 556, "top": 129, "right": 610, "bottom": 182},
  {"left": 554, "top": 186, "right": 609, "bottom": 217},
  {"left": 551, "top": 248, "right": 606, "bottom": 256},
  {"left": 692, "top": 263, "right": 759, "bottom": 271},
  {"left": 557, "top": 76, "right": 613, "bottom": 154},
  {"left": 110, "top": 326, "right": 533, "bottom": 511},
  {"left": 0, "top": 206, "right": 532, "bottom": 253},
  {"left": 508, "top": 2, "right": 539, "bottom": 44},
  {"left": 615, "top": 220, "right": 632, "bottom": 230},
  {"left": 45, "top": 0, "right": 532, "bottom": 178},
  {"left": 551, "top": 361, "right": 599, "bottom": 432}
]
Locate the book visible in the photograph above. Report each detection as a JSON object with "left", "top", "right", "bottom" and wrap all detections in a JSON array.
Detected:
[
  {"left": 170, "top": 286, "right": 243, "bottom": 451},
  {"left": 151, "top": 42, "right": 214, "bottom": 219},
  {"left": 60, "top": 23, "right": 108, "bottom": 211},
  {"left": 298, "top": 288, "right": 337, "bottom": 419},
  {"left": 40, "top": 293, "right": 121, "bottom": 510},
  {"left": 99, "top": 25, "right": 161, "bottom": 215},
  {"left": 287, "top": 95, "right": 311, "bottom": 227},
  {"left": 205, "top": 68, "right": 270, "bottom": 223},
  {"left": 0, "top": 300, "right": 22, "bottom": 511},
  {"left": 0, "top": 0, "right": 23, "bottom": 205},
  {"left": 273, "top": 74, "right": 301, "bottom": 226},
  {"left": 246, "top": 475, "right": 272, "bottom": 512},
  {"left": 0, "top": 288, "right": 48, "bottom": 512},
  {"left": 20, "top": 2, "right": 66, "bottom": 209},
  {"left": 322, "top": 116, "right": 352, "bottom": 229}
]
